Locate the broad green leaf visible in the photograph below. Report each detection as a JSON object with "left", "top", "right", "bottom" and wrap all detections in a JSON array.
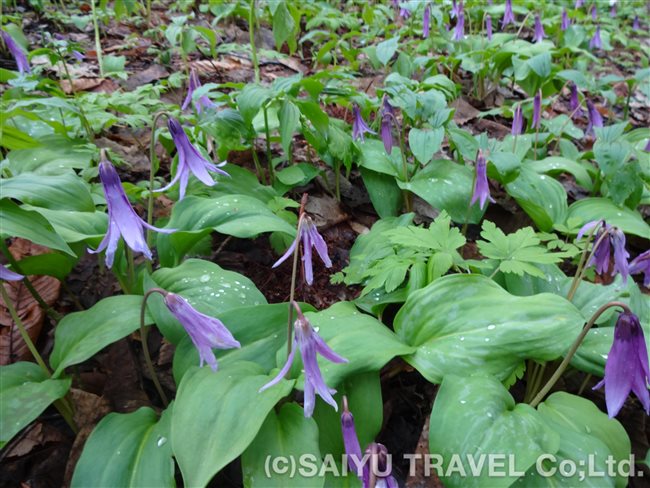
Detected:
[
  {"left": 15, "top": 252, "right": 77, "bottom": 281},
  {"left": 376, "top": 36, "right": 399, "bottom": 66},
  {"left": 296, "top": 100, "right": 330, "bottom": 138},
  {"left": 72, "top": 407, "right": 174, "bottom": 488},
  {"left": 0, "top": 199, "right": 74, "bottom": 255},
  {"left": 429, "top": 375, "right": 559, "bottom": 488},
  {"left": 394, "top": 274, "right": 584, "bottom": 383},
  {"left": 359, "top": 167, "right": 402, "bottom": 218},
  {"left": 28, "top": 208, "right": 107, "bottom": 243},
  {"left": 408, "top": 128, "right": 444, "bottom": 165},
  {"left": 237, "top": 85, "right": 272, "bottom": 125},
  {"left": 530, "top": 157, "right": 593, "bottom": 191},
  {"left": 50, "top": 295, "right": 152, "bottom": 377},
  {"left": 563, "top": 198, "right": 650, "bottom": 239},
  {"left": 172, "top": 361, "right": 294, "bottom": 487},
  {"left": 206, "top": 164, "right": 278, "bottom": 203},
  {"left": 272, "top": 1, "right": 296, "bottom": 51},
  {"left": 0, "top": 172, "right": 94, "bottom": 211},
  {"left": 146, "top": 259, "right": 266, "bottom": 345},
  {"left": 0, "top": 362, "right": 71, "bottom": 449},
  {"left": 4, "top": 136, "right": 95, "bottom": 175},
  {"left": 358, "top": 139, "right": 401, "bottom": 177},
  {"left": 278, "top": 100, "right": 301, "bottom": 155},
  {"left": 0, "top": 124, "right": 39, "bottom": 150},
  {"left": 397, "top": 160, "right": 485, "bottom": 224},
  {"left": 242, "top": 403, "right": 323, "bottom": 487}
]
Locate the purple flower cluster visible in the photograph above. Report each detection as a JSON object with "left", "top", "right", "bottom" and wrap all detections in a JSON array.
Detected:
[{"left": 577, "top": 220, "right": 629, "bottom": 283}]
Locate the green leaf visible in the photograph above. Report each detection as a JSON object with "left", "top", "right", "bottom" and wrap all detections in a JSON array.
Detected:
[
  {"left": 4, "top": 136, "right": 95, "bottom": 175},
  {"left": 359, "top": 168, "right": 402, "bottom": 218},
  {"left": 394, "top": 274, "right": 584, "bottom": 383},
  {"left": 237, "top": 85, "right": 272, "bottom": 125},
  {"left": 272, "top": 1, "right": 296, "bottom": 51},
  {"left": 563, "top": 198, "right": 650, "bottom": 239},
  {"left": 172, "top": 361, "right": 294, "bottom": 487},
  {"left": 242, "top": 403, "right": 323, "bottom": 488},
  {"left": 530, "top": 156, "right": 593, "bottom": 191},
  {"left": 408, "top": 128, "right": 444, "bottom": 165},
  {"left": 0, "top": 172, "right": 94, "bottom": 211},
  {"left": 278, "top": 100, "right": 301, "bottom": 155},
  {"left": 146, "top": 259, "right": 266, "bottom": 345},
  {"left": 376, "top": 36, "right": 399, "bottom": 66},
  {"left": 28, "top": 208, "right": 107, "bottom": 243},
  {"left": 0, "top": 200, "right": 74, "bottom": 255},
  {"left": 0, "top": 124, "right": 39, "bottom": 150},
  {"left": 15, "top": 252, "right": 77, "bottom": 281},
  {"left": 429, "top": 375, "right": 559, "bottom": 488},
  {"left": 296, "top": 100, "right": 330, "bottom": 138},
  {"left": 358, "top": 140, "right": 401, "bottom": 177},
  {"left": 72, "top": 407, "right": 175, "bottom": 488},
  {"left": 0, "top": 362, "right": 71, "bottom": 449},
  {"left": 50, "top": 295, "right": 153, "bottom": 377}
]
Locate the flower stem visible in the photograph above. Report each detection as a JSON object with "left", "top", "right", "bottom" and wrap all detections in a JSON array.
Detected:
[
  {"left": 249, "top": 0, "right": 260, "bottom": 84},
  {"left": 90, "top": 0, "right": 104, "bottom": 77},
  {"left": 263, "top": 105, "right": 275, "bottom": 184},
  {"left": 126, "top": 247, "right": 136, "bottom": 293},
  {"left": 140, "top": 288, "right": 169, "bottom": 407},
  {"left": 146, "top": 111, "right": 169, "bottom": 253},
  {"left": 529, "top": 301, "right": 631, "bottom": 408},
  {"left": 567, "top": 226, "right": 608, "bottom": 302}
]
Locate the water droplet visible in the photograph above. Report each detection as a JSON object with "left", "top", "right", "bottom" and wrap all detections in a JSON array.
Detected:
[
  {"left": 460, "top": 400, "right": 467, "bottom": 404},
  {"left": 487, "top": 324, "right": 496, "bottom": 330},
  {"left": 459, "top": 336, "right": 465, "bottom": 341},
  {"left": 157, "top": 436, "right": 167, "bottom": 447}
]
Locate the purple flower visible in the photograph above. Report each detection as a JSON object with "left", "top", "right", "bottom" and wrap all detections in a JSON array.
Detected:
[
  {"left": 380, "top": 96, "right": 396, "bottom": 154},
  {"left": 633, "top": 16, "right": 640, "bottom": 30},
  {"left": 90, "top": 154, "right": 175, "bottom": 267},
  {"left": 569, "top": 83, "right": 583, "bottom": 118},
  {"left": 0, "top": 264, "right": 23, "bottom": 281},
  {"left": 610, "top": 4, "right": 616, "bottom": 17},
  {"left": 453, "top": 10, "right": 465, "bottom": 41},
  {"left": 511, "top": 104, "right": 524, "bottom": 135},
  {"left": 589, "top": 25, "right": 602, "bottom": 50},
  {"left": 260, "top": 303, "right": 347, "bottom": 417},
  {"left": 594, "top": 311, "right": 650, "bottom": 418},
  {"left": 1, "top": 30, "right": 30, "bottom": 74},
  {"left": 423, "top": 4, "right": 431, "bottom": 38},
  {"left": 591, "top": 5, "right": 597, "bottom": 21},
  {"left": 577, "top": 220, "right": 629, "bottom": 283},
  {"left": 273, "top": 214, "right": 332, "bottom": 286},
  {"left": 502, "top": 0, "right": 515, "bottom": 28},
  {"left": 182, "top": 69, "right": 216, "bottom": 114},
  {"left": 450, "top": 0, "right": 459, "bottom": 19},
  {"left": 586, "top": 99, "right": 604, "bottom": 135},
  {"left": 470, "top": 150, "right": 495, "bottom": 210},
  {"left": 72, "top": 50, "right": 84, "bottom": 62},
  {"left": 532, "top": 90, "right": 542, "bottom": 129},
  {"left": 399, "top": 7, "right": 410, "bottom": 19},
  {"left": 610, "top": 228, "right": 629, "bottom": 283},
  {"left": 156, "top": 118, "right": 229, "bottom": 200},
  {"left": 629, "top": 251, "right": 650, "bottom": 287},
  {"left": 486, "top": 14, "right": 493, "bottom": 40},
  {"left": 352, "top": 104, "right": 375, "bottom": 142},
  {"left": 561, "top": 9, "right": 571, "bottom": 31},
  {"left": 341, "top": 398, "right": 398, "bottom": 487},
  {"left": 533, "top": 15, "right": 546, "bottom": 43},
  {"left": 163, "top": 292, "right": 240, "bottom": 371},
  {"left": 575, "top": 0, "right": 584, "bottom": 8}
]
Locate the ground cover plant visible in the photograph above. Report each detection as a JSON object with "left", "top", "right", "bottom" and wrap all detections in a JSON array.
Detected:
[{"left": 0, "top": 0, "right": 649, "bottom": 486}]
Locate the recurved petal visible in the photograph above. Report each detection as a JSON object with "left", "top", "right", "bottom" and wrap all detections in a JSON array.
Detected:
[{"left": 259, "top": 341, "right": 297, "bottom": 393}]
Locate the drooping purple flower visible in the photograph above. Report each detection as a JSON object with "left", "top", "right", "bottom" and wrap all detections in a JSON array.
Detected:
[
  {"left": 1, "top": 30, "right": 30, "bottom": 74},
  {"left": 586, "top": 99, "right": 604, "bottom": 135},
  {"left": 502, "top": 0, "right": 515, "bottom": 28},
  {"left": 0, "top": 264, "right": 23, "bottom": 281},
  {"left": 645, "top": 140, "right": 650, "bottom": 152},
  {"left": 576, "top": 220, "right": 629, "bottom": 283},
  {"left": 453, "top": 10, "right": 465, "bottom": 41},
  {"left": 486, "top": 14, "right": 493, "bottom": 40},
  {"left": 470, "top": 150, "right": 495, "bottom": 210},
  {"left": 633, "top": 16, "right": 640, "bottom": 30},
  {"left": 273, "top": 214, "right": 332, "bottom": 286},
  {"left": 629, "top": 250, "right": 650, "bottom": 287},
  {"left": 591, "top": 5, "right": 597, "bottom": 21},
  {"left": 341, "top": 398, "right": 398, "bottom": 488},
  {"left": 163, "top": 292, "right": 240, "bottom": 371},
  {"left": 575, "top": 0, "right": 584, "bottom": 8},
  {"left": 610, "top": 228, "right": 630, "bottom": 284},
  {"left": 90, "top": 154, "right": 175, "bottom": 267},
  {"left": 182, "top": 69, "right": 216, "bottom": 114},
  {"left": 352, "top": 104, "right": 375, "bottom": 142},
  {"left": 450, "top": 0, "right": 459, "bottom": 19},
  {"left": 156, "top": 118, "right": 229, "bottom": 201},
  {"left": 569, "top": 83, "right": 583, "bottom": 118},
  {"left": 260, "top": 302, "right": 347, "bottom": 417},
  {"left": 423, "top": 4, "right": 431, "bottom": 38},
  {"left": 380, "top": 96, "right": 396, "bottom": 154},
  {"left": 532, "top": 90, "right": 542, "bottom": 129},
  {"left": 511, "top": 104, "right": 524, "bottom": 135},
  {"left": 561, "top": 9, "right": 571, "bottom": 31},
  {"left": 399, "top": 6, "right": 410, "bottom": 19},
  {"left": 594, "top": 311, "right": 650, "bottom": 418},
  {"left": 610, "top": 4, "right": 616, "bottom": 17},
  {"left": 589, "top": 25, "right": 602, "bottom": 50},
  {"left": 533, "top": 15, "right": 546, "bottom": 43},
  {"left": 72, "top": 50, "right": 84, "bottom": 62}
]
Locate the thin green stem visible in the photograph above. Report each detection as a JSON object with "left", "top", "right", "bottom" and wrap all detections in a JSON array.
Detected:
[
  {"left": 140, "top": 288, "right": 169, "bottom": 407},
  {"left": 90, "top": 0, "right": 104, "bottom": 77},
  {"left": 530, "top": 301, "right": 631, "bottom": 408},
  {"left": 147, "top": 111, "right": 169, "bottom": 253},
  {"left": 250, "top": 139, "right": 264, "bottom": 183},
  {"left": 567, "top": 226, "right": 608, "bottom": 302},
  {"left": 126, "top": 247, "right": 136, "bottom": 293},
  {"left": 395, "top": 119, "right": 412, "bottom": 212},
  {"left": 249, "top": 0, "right": 260, "bottom": 84},
  {"left": 263, "top": 105, "right": 275, "bottom": 184},
  {"left": 53, "top": 45, "right": 93, "bottom": 141}
]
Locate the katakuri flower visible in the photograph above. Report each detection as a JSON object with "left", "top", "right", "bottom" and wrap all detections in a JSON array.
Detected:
[
  {"left": 610, "top": 3, "right": 616, "bottom": 17},
  {"left": 0, "top": 264, "right": 23, "bottom": 281},
  {"left": 589, "top": 25, "right": 602, "bottom": 50},
  {"left": 182, "top": 68, "right": 216, "bottom": 114},
  {"left": 273, "top": 214, "right": 332, "bottom": 286},
  {"left": 1, "top": 29, "right": 30, "bottom": 74},
  {"left": 470, "top": 150, "right": 495, "bottom": 210},
  {"left": 72, "top": 50, "right": 84, "bottom": 62},
  {"left": 591, "top": 5, "right": 597, "bottom": 21},
  {"left": 511, "top": 104, "right": 524, "bottom": 135},
  {"left": 575, "top": 0, "right": 584, "bottom": 8},
  {"left": 630, "top": 251, "right": 650, "bottom": 287},
  {"left": 399, "top": 6, "right": 410, "bottom": 19},
  {"left": 486, "top": 14, "right": 493, "bottom": 40},
  {"left": 586, "top": 99, "right": 604, "bottom": 135},
  {"left": 90, "top": 153, "right": 175, "bottom": 268},
  {"left": 633, "top": 16, "right": 640, "bottom": 30},
  {"left": 561, "top": 9, "right": 571, "bottom": 31},
  {"left": 156, "top": 118, "right": 229, "bottom": 201},
  {"left": 594, "top": 311, "right": 650, "bottom": 418},
  {"left": 532, "top": 89, "right": 542, "bottom": 129},
  {"left": 577, "top": 220, "right": 629, "bottom": 283},
  {"left": 453, "top": 10, "right": 465, "bottom": 41},
  {"left": 533, "top": 14, "right": 545, "bottom": 43},
  {"left": 163, "top": 292, "right": 240, "bottom": 371},
  {"left": 352, "top": 104, "right": 375, "bottom": 142},
  {"left": 341, "top": 398, "right": 398, "bottom": 488},
  {"left": 502, "top": 0, "right": 515, "bottom": 28},
  {"left": 380, "top": 96, "right": 396, "bottom": 154},
  {"left": 260, "top": 302, "right": 347, "bottom": 417},
  {"left": 450, "top": 0, "right": 460, "bottom": 19},
  {"left": 569, "top": 83, "right": 583, "bottom": 118},
  {"left": 423, "top": 4, "right": 431, "bottom": 38}
]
